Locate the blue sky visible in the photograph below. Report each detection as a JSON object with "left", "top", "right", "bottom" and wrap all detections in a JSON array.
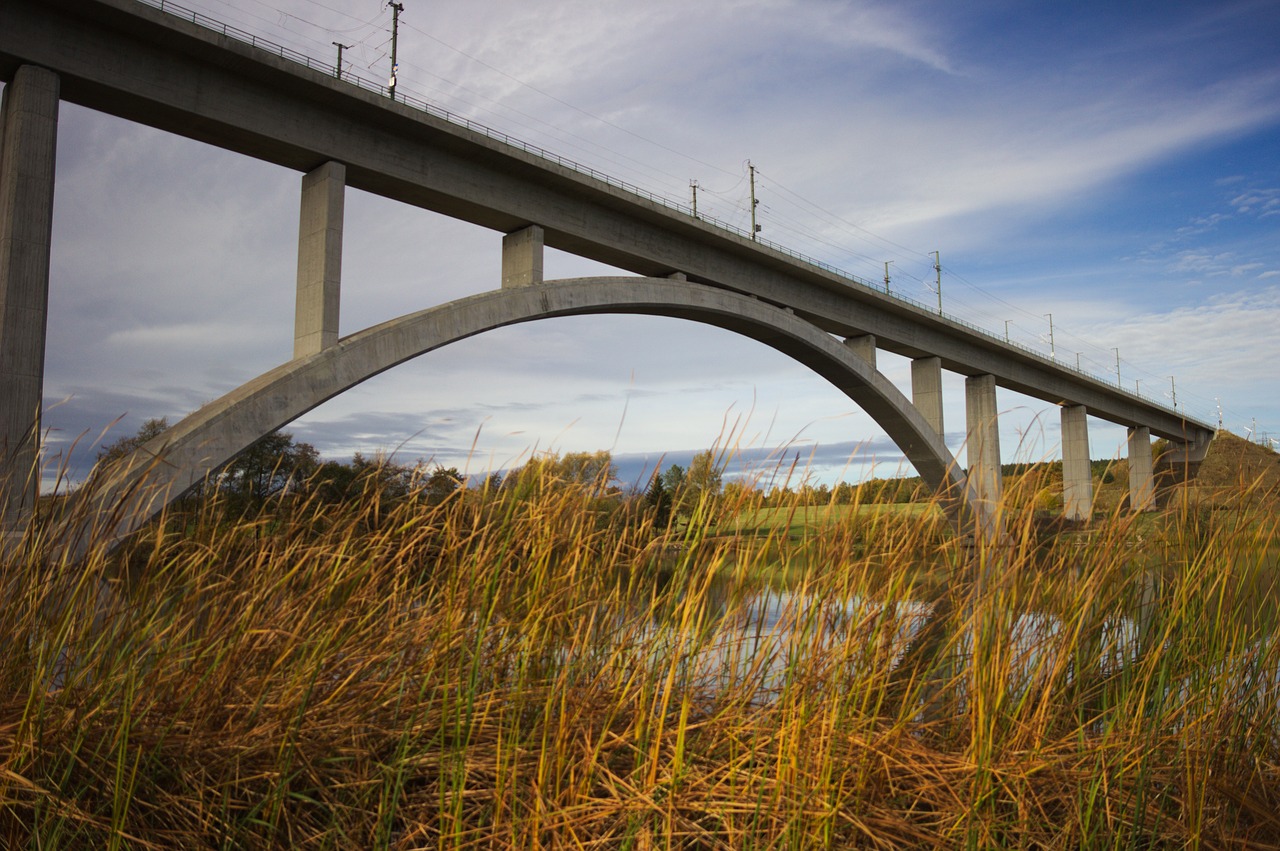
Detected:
[{"left": 16, "top": 0, "right": 1280, "bottom": 490}]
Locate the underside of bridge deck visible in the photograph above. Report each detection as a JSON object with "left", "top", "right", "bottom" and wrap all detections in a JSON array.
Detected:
[{"left": 0, "top": 1, "right": 1215, "bottom": 554}]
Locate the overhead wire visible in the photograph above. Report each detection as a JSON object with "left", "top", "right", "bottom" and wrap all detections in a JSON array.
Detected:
[
  {"left": 394, "top": 17, "right": 740, "bottom": 182},
  {"left": 333, "top": 5, "right": 728, "bottom": 200},
  {"left": 180, "top": 0, "right": 314, "bottom": 43},
  {"left": 754, "top": 168, "right": 932, "bottom": 263},
  {"left": 169, "top": 0, "right": 1232, "bottom": 428},
  {"left": 751, "top": 168, "right": 947, "bottom": 296},
  {"left": 196, "top": 0, "right": 706, "bottom": 195}
]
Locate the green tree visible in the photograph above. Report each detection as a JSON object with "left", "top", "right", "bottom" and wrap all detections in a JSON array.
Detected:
[
  {"left": 312, "top": 459, "right": 361, "bottom": 502},
  {"left": 423, "top": 465, "right": 464, "bottom": 504},
  {"left": 218, "top": 430, "right": 320, "bottom": 514},
  {"left": 721, "top": 480, "right": 762, "bottom": 513},
  {"left": 764, "top": 485, "right": 793, "bottom": 508},
  {"left": 660, "top": 464, "right": 685, "bottom": 496},
  {"left": 507, "top": 450, "right": 617, "bottom": 497},
  {"left": 553, "top": 450, "right": 617, "bottom": 493},
  {"left": 349, "top": 452, "right": 416, "bottom": 502},
  {"left": 96, "top": 417, "right": 170, "bottom": 465},
  {"left": 478, "top": 472, "right": 503, "bottom": 495},
  {"left": 683, "top": 450, "right": 723, "bottom": 511},
  {"left": 644, "top": 471, "right": 672, "bottom": 528}
]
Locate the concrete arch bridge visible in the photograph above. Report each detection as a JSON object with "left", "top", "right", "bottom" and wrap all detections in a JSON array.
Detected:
[{"left": 0, "top": 0, "right": 1212, "bottom": 554}]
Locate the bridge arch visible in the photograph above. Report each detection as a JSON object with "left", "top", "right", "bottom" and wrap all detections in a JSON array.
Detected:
[{"left": 62, "top": 277, "right": 986, "bottom": 555}]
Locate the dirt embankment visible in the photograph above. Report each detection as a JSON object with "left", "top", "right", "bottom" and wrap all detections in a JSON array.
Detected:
[{"left": 1160, "top": 430, "right": 1280, "bottom": 507}]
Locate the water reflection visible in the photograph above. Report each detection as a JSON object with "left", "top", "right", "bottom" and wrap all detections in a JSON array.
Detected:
[{"left": 593, "top": 569, "right": 1150, "bottom": 710}]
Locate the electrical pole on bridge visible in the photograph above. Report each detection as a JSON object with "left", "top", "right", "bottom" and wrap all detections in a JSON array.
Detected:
[
  {"left": 748, "top": 161, "right": 761, "bottom": 240},
  {"left": 332, "top": 42, "right": 350, "bottom": 80},
  {"left": 387, "top": 2, "right": 404, "bottom": 99},
  {"left": 932, "top": 250, "right": 942, "bottom": 314}
]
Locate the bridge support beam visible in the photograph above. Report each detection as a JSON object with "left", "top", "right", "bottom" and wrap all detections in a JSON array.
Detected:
[
  {"left": 0, "top": 65, "right": 59, "bottom": 537},
  {"left": 1158, "top": 430, "right": 1211, "bottom": 491},
  {"left": 912, "top": 356, "right": 945, "bottom": 437},
  {"left": 1060, "top": 404, "right": 1093, "bottom": 521},
  {"left": 293, "top": 161, "right": 345, "bottom": 358},
  {"left": 62, "top": 278, "right": 988, "bottom": 558},
  {"left": 501, "top": 224, "right": 544, "bottom": 288},
  {"left": 843, "top": 334, "right": 875, "bottom": 368},
  {"left": 1128, "top": 426, "right": 1156, "bottom": 512},
  {"left": 965, "top": 374, "right": 1003, "bottom": 531}
]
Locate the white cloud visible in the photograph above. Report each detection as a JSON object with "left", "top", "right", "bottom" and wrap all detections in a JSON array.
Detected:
[
  {"left": 1176, "top": 213, "right": 1230, "bottom": 237},
  {"left": 1091, "top": 286, "right": 1280, "bottom": 422},
  {"left": 104, "top": 321, "right": 271, "bottom": 350},
  {"left": 1231, "top": 188, "right": 1280, "bottom": 215},
  {"left": 22, "top": 0, "right": 1280, "bottom": 486}
]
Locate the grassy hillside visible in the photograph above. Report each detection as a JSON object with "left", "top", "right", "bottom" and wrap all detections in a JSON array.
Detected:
[{"left": 1168, "top": 430, "right": 1280, "bottom": 506}]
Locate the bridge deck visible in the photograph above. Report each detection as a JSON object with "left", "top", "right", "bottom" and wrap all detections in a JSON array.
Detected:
[{"left": 0, "top": 0, "right": 1212, "bottom": 443}]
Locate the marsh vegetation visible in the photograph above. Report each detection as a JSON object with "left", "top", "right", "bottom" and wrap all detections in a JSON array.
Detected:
[{"left": 3, "top": 434, "right": 1280, "bottom": 847}]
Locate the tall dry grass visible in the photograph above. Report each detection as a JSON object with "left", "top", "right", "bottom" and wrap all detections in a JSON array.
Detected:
[{"left": 2, "top": 462, "right": 1280, "bottom": 848}]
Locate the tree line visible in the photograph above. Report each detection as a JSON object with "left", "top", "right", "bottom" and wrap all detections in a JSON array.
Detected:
[
  {"left": 100, "top": 419, "right": 1104, "bottom": 522},
  {"left": 95, "top": 418, "right": 466, "bottom": 516}
]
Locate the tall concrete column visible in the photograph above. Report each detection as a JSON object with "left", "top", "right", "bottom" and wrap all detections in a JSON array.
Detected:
[
  {"left": 1060, "top": 404, "right": 1093, "bottom": 521},
  {"left": 843, "top": 334, "right": 875, "bottom": 368},
  {"left": 0, "top": 66, "right": 60, "bottom": 533},
  {"left": 293, "top": 161, "right": 345, "bottom": 358},
  {"left": 965, "top": 374, "right": 1002, "bottom": 520},
  {"left": 911, "top": 356, "right": 944, "bottom": 437},
  {"left": 501, "top": 224, "right": 544, "bottom": 288},
  {"left": 1128, "top": 426, "right": 1155, "bottom": 512}
]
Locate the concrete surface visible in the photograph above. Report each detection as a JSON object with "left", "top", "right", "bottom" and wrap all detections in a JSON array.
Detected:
[
  {"left": 842, "top": 334, "right": 876, "bottom": 368},
  {"left": 57, "top": 278, "right": 990, "bottom": 558},
  {"left": 293, "top": 161, "right": 344, "bottom": 358},
  {"left": 1061, "top": 404, "right": 1093, "bottom": 521},
  {"left": 501, "top": 225, "right": 544, "bottom": 288},
  {"left": 0, "top": 0, "right": 1213, "bottom": 444},
  {"left": 911, "top": 357, "right": 945, "bottom": 439},
  {"left": 0, "top": 65, "right": 58, "bottom": 532},
  {"left": 1128, "top": 427, "right": 1156, "bottom": 512},
  {"left": 965, "top": 374, "right": 1003, "bottom": 522}
]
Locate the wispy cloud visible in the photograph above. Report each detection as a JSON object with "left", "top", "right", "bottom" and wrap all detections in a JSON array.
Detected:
[
  {"left": 22, "top": 0, "right": 1280, "bottom": 487},
  {"left": 1176, "top": 213, "right": 1231, "bottom": 237},
  {"left": 1231, "top": 187, "right": 1280, "bottom": 216},
  {"left": 1093, "top": 286, "right": 1280, "bottom": 419}
]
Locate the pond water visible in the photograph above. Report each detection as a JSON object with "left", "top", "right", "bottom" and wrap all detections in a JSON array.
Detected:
[{"left": 584, "top": 569, "right": 1153, "bottom": 710}]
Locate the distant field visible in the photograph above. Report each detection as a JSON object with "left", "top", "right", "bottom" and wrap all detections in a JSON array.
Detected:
[{"left": 724, "top": 501, "right": 943, "bottom": 535}]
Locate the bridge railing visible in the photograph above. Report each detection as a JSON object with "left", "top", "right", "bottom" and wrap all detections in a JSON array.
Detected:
[{"left": 140, "top": 0, "right": 1194, "bottom": 425}]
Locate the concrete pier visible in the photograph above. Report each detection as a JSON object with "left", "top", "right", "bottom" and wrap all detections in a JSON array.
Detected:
[
  {"left": 843, "top": 334, "right": 876, "bottom": 368},
  {"left": 965, "top": 374, "right": 1003, "bottom": 524},
  {"left": 1128, "top": 426, "right": 1155, "bottom": 512},
  {"left": 293, "top": 161, "right": 345, "bottom": 358},
  {"left": 55, "top": 278, "right": 986, "bottom": 556},
  {"left": 912, "top": 357, "right": 945, "bottom": 437},
  {"left": 501, "top": 225, "right": 544, "bottom": 288},
  {"left": 1060, "top": 404, "right": 1093, "bottom": 521},
  {"left": 0, "top": 66, "right": 59, "bottom": 533},
  {"left": 0, "top": 0, "right": 1219, "bottom": 551}
]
